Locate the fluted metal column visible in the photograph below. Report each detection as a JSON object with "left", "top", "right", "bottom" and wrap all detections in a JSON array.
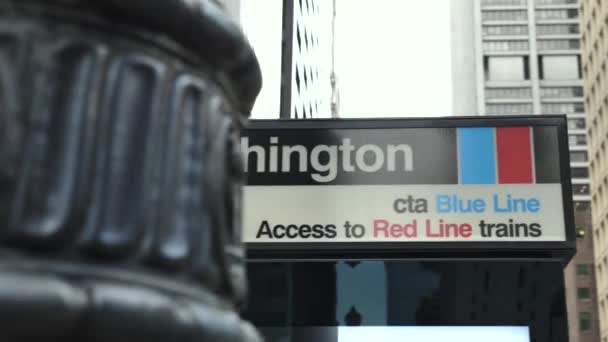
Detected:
[{"left": 0, "top": 1, "right": 262, "bottom": 341}]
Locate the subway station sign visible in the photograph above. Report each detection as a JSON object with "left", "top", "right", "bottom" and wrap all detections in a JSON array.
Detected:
[{"left": 242, "top": 116, "right": 575, "bottom": 257}]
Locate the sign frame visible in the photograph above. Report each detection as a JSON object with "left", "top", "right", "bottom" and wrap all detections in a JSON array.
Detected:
[{"left": 242, "top": 115, "right": 576, "bottom": 261}]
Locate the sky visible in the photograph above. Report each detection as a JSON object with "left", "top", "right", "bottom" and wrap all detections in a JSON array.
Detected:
[
  {"left": 238, "top": 0, "right": 454, "bottom": 119},
  {"left": 335, "top": 0, "right": 453, "bottom": 118},
  {"left": 337, "top": 326, "right": 530, "bottom": 342}
]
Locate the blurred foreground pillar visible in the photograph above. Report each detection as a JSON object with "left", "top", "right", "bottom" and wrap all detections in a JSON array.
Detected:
[{"left": 0, "top": 0, "right": 262, "bottom": 341}]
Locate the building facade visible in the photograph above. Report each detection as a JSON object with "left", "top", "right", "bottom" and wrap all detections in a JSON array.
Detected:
[
  {"left": 451, "top": 0, "right": 598, "bottom": 341},
  {"left": 279, "top": 0, "right": 334, "bottom": 118},
  {"left": 579, "top": 0, "right": 608, "bottom": 341},
  {"left": 219, "top": 0, "right": 334, "bottom": 119}
]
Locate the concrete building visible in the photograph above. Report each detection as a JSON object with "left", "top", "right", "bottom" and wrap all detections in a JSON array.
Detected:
[
  {"left": 451, "top": 0, "right": 598, "bottom": 341},
  {"left": 579, "top": 0, "right": 608, "bottom": 341}
]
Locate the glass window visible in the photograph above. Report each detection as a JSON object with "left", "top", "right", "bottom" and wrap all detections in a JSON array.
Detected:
[
  {"left": 483, "top": 0, "right": 526, "bottom": 5},
  {"left": 569, "top": 134, "right": 587, "bottom": 146},
  {"left": 541, "top": 87, "right": 584, "bottom": 98},
  {"left": 540, "top": 56, "right": 580, "bottom": 79},
  {"left": 579, "top": 312, "right": 592, "bottom": 333},
  {"left": 573, "top": 184, "right": 590, "bottom": 195},
  {"left": 483, "top": 25, "right": 529, "bottom": 36},
  {"left": 482, "top": 10, "right": 528, "bottom": 21},
  {"left": 575, "top": 201, "right": 590, "bottom": 211},
  {"left": 537, "top": 39, "right": 580, "bottom": 50},
  {"left": 486, "top": 104, "right": 533, "bottom": 115},
  {"left": 571, "top": 167, "right": 589, "bottom": 178},
  {"left": 536, "top": 9, "right": 578, "bottom": 20},
  {"left": 570, "top": 151, "right": 588, "bottom": 162},
  {"left": 536, "top": 0, "right": 577, "bottom": 4},
  {"left": 577, "top": 287, "right": 592, "bottom": 300},
  {"left": 486, "top": 56, "right": 527, "bottom": 80},
  {"left": 483, "top": 40, "right": 530, "bottom": 52},
  {"left": 544, "top": 104, "right": 585, "bottom": 114},
  {"left": 537, "top": 24, "right": 580, "bottom": 35},
  {"left": 245, "top": 260, "right": 568, "bottom": 341},
  {"left": 568, "top": 118, "right": 586, "bottom": 129},
  {"left": 486, "top": 87, "right": 532, "bottom": 99},
  {"left": 577, "top": 264, "right": 592, "bottom": 276}
]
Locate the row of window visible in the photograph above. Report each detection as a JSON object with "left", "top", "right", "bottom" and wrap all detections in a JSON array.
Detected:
[
  {"left": 542, "top": 102, "right": 585, "bottom": 114},
  {"left": 580, "top": 311, "right": 593, "bottom": 333},
  {"left": 572, "top": 167, "right": 590, "bottom": 178},
  {"left": 536, "top": 9, "right": 578, "bottom": 20},
  {"left": 483, "top": 23, "right": 579, "bottom": 37},
  {"left": 541, "top": 86, "right": 584, "bottom": 98},
  {"left": 577, "top": 263, "right": 592, "bottom": 275},
  {"left": 574, "top": 183, "right": 590, "bottom": 195},
  {"left": 483, "top": 40, "right": 530, "bottom": 51},
  {"left": 482, "top": 10, "right": 528, "bottom": 21},
  {"left": 482, "top": 8, "right": 579, "bottom": 23},
  {"left": 535, "top": 0, "right": 577, "bottom": 4},
  {"left": 577, "top": 260, "right": 593, "bottom": 334},
  {"left": 483, "top": 25, "right": 529, "bottom": 36},
  {"left": 484, "top": 55, "right": 581, "bottom": 81},
  {"left": 484, "top": 103, "right": 585, "bottom": 115},
  {"left": 569, "top": 134, "right": 588, "bottom": 147},
  {"left": 485, "top": 86, "right": 583, "bottom": 100},
  {"left": 571, "top": 151, "right": 588, "bottom": 162},
  {"left": 482, "top": 0, "right": 526, "bottom": 6},
  {"left": 537, "top": 39, "right": 580, "bottom": 50},
  {"left": 537, "top": 23, "right": 580, "bottom": 35},
  {"left": 568, "top": 117, "right": 586, "bottom": 130},
  {"left": 578, "top": 287, "right": 592, "bottom": 300},
  {"left": 486, "top": 103, "right": 533, "bottom": 115},
  {"left": 486, "top": 87, "right": 532, "bottom": 99}
]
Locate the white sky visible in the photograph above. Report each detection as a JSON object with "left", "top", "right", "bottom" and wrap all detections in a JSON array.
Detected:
[
  {"left": 338, "top": 326, "right": 530, "bottom": 342},
  {"left": 335, "top": 0, "right": 453, "bottom": 118}
]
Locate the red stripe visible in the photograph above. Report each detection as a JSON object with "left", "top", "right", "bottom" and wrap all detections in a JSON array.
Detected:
[{"left": 496, "top": 127, "right": 534, "bottom": 184}]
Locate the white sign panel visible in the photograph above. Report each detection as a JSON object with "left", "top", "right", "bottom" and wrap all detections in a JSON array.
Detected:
[{"left": 242, "top": 118, "right": 574, "bottom": 252}]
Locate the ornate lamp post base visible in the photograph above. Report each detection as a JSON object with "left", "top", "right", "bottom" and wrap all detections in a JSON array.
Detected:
[{"left": 0, "top": 1, "right": 262, "bottom": 341}]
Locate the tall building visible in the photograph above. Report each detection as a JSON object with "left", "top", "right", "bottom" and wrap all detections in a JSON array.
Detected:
[
  {"left": 451, "top": 1, "right": 598, "bottom": 341},
  {"left": 219, "top": 0, "right": 334, "bottom": 119},
  {"left": 279, "top": 0, "right": 334, "bottom": 118},
  {"left": 580, "top": 0, "right": 608, "bottom": 340}
]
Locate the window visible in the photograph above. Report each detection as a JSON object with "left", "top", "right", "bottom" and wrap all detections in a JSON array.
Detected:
[
  {"left": 575, "top": 201, "right": 590, "bottom": 211},
  {"left": 570, "top": 151, "right": 588, "bottom": 162},
  {"left": 537, "top": 24, "right": 580, "bottom": 35},
  {"left": 482, "top": 0, "right": 526, "bottom": 5},
  {"left": 569, "top": 134, "right": 587, "bottom": 146},
  {"left": 537, "top": 39, "right": 580, "bottom": 50},
  {"left": 543, "top": 103, "right": 585, "bottom": 114},
  {"left": 483, "top": 40, "right": 530, "bottom": 52},
  {"left": 486, "top": 87, "right": 532, "bottom": 99},
  {"left": 577, "top": 264, "right": 592, "bottom": 275},
  {"left": 486, "top": 104, "right": 533, "bottom": 115},
  {"left": 577, "top": 287, "right": 592, "bottom": 300},
  {"left": 482, "top": 10, "right": 528, "bottom": 21},
  {"left": 536, "top": 0, "right": 577, "bottom": 4},
  {"left": 536, "top": 9, "right": 578, "bottom": 20},
  {"left": 573, "top": 184, "right": 590, "bottom": 195},
  {"left": 568, "top": 118, "right": 586, "bottom": 129},
  {"left": 483, "top": 25, "right": 528, "bottom": 36},
  {"left": 539, "top": 55, "right": 581, "bottom": 80},
  {"left": 541, "top": 86, "right": 584, "bottom": 98},
  {"left": 571, "top": 167, "right": 589, "bottom": 178},
  {"left": 579, "top": 312, "right": 592, "bottom": 333},
  {"left": 485, "top": 56, "right": 529, "bottom": 80}
]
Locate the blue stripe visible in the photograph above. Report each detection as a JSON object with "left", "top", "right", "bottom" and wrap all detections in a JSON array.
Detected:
[{"left": 458, "top": 128, "right": 496, "bottom": 184}]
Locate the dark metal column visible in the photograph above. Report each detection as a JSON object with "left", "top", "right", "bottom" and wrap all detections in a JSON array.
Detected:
[{"left": 0, "top": 0, "right": 262, "bottom": 341}]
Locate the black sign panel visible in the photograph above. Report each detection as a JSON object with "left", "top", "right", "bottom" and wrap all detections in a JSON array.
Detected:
[{"left": 242, "top": 116, "right": 575, "bottom": 261}]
